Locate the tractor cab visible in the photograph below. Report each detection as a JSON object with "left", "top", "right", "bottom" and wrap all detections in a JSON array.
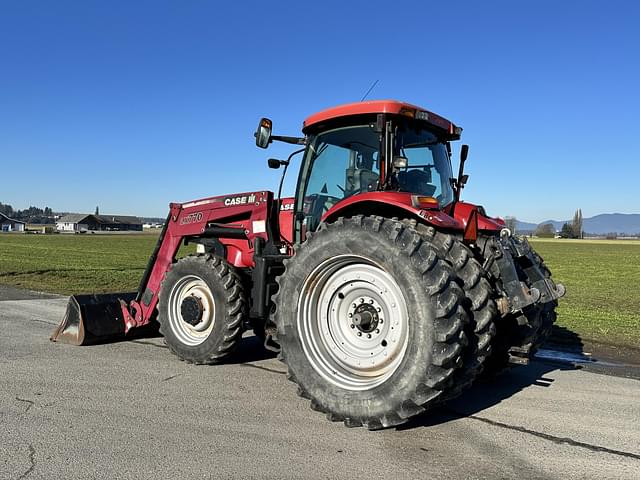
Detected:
[
  {"left": 296, "top": 101, "right": 463, "bottom": 240},
  {"left": 257, "top": 100, "right": 464, "bottom": 242}
]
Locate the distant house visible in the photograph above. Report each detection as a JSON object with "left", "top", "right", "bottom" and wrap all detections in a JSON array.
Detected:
[
  {"left": 0, "top": 212, "right": 26, "bottom": 232},
  {"left": 56, "top": 214, "right": 142, "bottom": 232},
  {"left": 97, "top": 215, "right": 143, "bottom": 231},
  {"left": 56, "top": 214, "right": 92, "bottom": 232}
]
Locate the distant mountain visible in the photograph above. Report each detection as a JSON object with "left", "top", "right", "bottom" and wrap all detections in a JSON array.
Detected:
[
  {"left": 515, "top": 220, "right": 539, "bottom": 231},
  {"left": 582, "top": 214, "right": 640, "bottom": 234},
  {"left": 516, "top": 213, "right": 640, "bottom": 235}
]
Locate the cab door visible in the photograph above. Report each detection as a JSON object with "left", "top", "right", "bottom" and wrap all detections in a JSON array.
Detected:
[{"left": 293, "top": 125, "right": 381, "bottom": 243}]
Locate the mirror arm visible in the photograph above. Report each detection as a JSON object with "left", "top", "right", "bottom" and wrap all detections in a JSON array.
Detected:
[
  {"left": 277, "top": 147, "right": 306, "bottom": 206},
  {"left": 271, "top": 135, "right": 306, "bottom": 146}
]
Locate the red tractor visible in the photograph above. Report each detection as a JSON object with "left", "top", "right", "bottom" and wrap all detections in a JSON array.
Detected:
[{"left": 52, "top": 100, "right": 564, "bottom": 429}]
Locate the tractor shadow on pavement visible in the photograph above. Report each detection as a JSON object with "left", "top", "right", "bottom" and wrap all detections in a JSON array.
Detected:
[
  {"left": 225, "top": 333, "right": 278, "bottom": 364},
  {"left": 399, "top": 326, "right": 586, "bottom": 431}
]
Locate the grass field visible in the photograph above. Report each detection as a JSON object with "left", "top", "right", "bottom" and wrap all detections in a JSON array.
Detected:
[
  {"left": 528, "top": 238, "right": 639, "bottom": 348},
  {"left": 0, "top": 232, "right": 195, "bottom": 295},
  {"left": 0, "top": 233, "right": 638, "bottom": 349}
]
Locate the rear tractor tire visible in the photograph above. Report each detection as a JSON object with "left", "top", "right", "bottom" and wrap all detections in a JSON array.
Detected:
[
  {"left": 158, "top": 254, "right": 247, "bottom": 364},
  {"left": 273, "top": 216, "right": 468, "bottom": 429}
]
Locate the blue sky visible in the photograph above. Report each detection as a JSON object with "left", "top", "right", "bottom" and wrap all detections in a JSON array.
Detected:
[{"left": 1, "top": 0, "right": 638, "bottom": 222}]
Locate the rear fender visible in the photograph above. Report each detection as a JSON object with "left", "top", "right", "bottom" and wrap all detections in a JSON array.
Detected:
[{"left": 321, "top": 192, "right": 462, "bottom": 230}]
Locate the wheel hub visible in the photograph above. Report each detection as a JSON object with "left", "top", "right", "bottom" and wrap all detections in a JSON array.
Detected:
[
  {"left": 351, "top": 302, "right": 379, "bottom": 333},
  {"left": 180, "top": 295, "right": 204, "bottom": 326},
  {"left": 167, "top": 275, "right": 216, "bottom": 346}
]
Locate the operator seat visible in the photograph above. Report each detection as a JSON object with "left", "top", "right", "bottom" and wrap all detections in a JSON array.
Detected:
[{"left": 345, "top": 167, "right": 379, "bottom": 195}]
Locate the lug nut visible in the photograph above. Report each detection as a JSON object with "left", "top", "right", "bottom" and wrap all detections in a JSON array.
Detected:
[
  {"left": 350, "top": 324, "right": 355, "bottom": 329},
  {"left": 360, "top": 298, "right": 364, "bottom": 303},
  {"left": 369, "top": 299, "right": 374, "bottom": 304},
  {"left": 375, "top": 329, "right": 380, "bottom": 334},
  {"left": 379, "top": 319, "right": 384, "bottom": 324},
  {"left": 377, "top": 307, "right": 381, "bottom": 312},
  {"left": 357, "top": 332, "right": 362, "bottom": 337},
  {"left": 367, "top": 334, "right": 372, "bottom": 339},
  {"left": 348, "top": 313, "right": 352, "bottom": 318}
]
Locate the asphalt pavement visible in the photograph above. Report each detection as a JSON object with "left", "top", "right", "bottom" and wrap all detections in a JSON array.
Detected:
[{"left": 1, "top": 287, "right": 639, "bottom": 479}]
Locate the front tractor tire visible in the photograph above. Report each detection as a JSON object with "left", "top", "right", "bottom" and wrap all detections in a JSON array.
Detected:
[
  {"left": 273, "top": 216, "right": 467, "bottom": 429},
  {"left": 158, "top": 254, "right": 247, "bottom": 364}
]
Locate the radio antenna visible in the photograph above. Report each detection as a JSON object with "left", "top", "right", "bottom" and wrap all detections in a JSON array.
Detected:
[{"left": 360, "top": 79, "right": 379, "bottom": 101}]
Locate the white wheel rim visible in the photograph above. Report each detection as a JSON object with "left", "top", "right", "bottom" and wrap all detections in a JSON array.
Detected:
[
  {"left": 298, "top": 255, "right": 409, "bottom": 391},
  {"left": 168, "top": 275, "right": 215, "bottom": 346}
]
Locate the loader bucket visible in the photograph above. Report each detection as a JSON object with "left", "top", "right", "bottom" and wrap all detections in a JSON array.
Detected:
[{"left": 50, "top": 292, "right": 137, "bottom": 346}]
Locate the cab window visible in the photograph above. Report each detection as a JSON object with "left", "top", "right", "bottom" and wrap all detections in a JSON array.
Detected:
[{"left": 297, "top": 125, "right": 380, "bottom": 232}]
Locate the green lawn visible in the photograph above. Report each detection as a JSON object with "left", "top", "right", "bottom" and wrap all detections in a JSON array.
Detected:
[
  {"left": 0, "top": 233, "right": 638, "bottom": 349},
  {"left": 530, "top": 238, "right": 640, "bottom": 348},
  {"left": 0, "top": 232, "right": 191, "bottom": 294}
]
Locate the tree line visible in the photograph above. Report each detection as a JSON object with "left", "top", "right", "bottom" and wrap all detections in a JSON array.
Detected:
[
  {"left": 558, "top": 209, "right": 583, "bottom": 239},
  {"left": 0, "top": 202, "right": 55, "bottom": 223}
]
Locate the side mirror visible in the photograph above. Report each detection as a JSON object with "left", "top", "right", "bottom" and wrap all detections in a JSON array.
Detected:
[
  {"left": 460, "top": 144, "right": 469, "bottom": 163},
  {"left": 392, "top": 156, "right": 408, "bottom": 170},
  {"left": 268, "top": 158, "right": 283, "bottom": 169},
  {"left": 255, "top": 118, "right": 272, "bottom": 149},
  {"left": 460, "top": 174, "right": 469, "bottom": 186}
]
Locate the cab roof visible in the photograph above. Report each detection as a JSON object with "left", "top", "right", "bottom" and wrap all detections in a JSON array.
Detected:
[{"left": 302, "top": 99, "right": 461, "bottom": 138}]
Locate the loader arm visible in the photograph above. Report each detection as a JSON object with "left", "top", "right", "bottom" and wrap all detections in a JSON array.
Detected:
[{"left": 122, "top": 192, "right": 275, "bottom": 331}]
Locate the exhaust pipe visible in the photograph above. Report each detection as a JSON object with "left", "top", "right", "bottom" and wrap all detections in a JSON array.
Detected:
[{"left": 50, "top": 292, "right": 136, "bottom": 345}]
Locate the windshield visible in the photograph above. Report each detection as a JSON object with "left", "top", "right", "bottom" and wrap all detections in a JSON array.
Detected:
[{"left": 393, "top": 122, "right": 454, "bottom": 207}]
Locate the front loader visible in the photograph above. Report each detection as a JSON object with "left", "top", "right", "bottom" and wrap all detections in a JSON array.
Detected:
[{"left": 52, "top": 100, "right": 564, "bottom": 429}]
